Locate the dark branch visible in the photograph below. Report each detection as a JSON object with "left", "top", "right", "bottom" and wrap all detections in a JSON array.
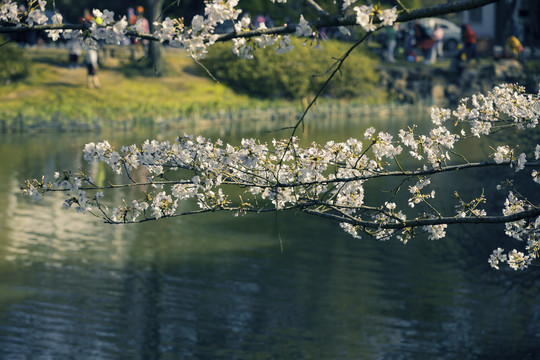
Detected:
[
  {"left": 303, "top": 207, "right": 540, "bottom": 229},
  {"left": 99, "top": 199, "right": 540, "bottom": 230}
]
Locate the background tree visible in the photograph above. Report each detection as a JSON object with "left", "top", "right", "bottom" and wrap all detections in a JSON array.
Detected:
[
  {"left": 522, "top": 0, "right": 540, "bottom": 51},
  {"left": 144, "top": 0, "right": 165, "bottom": 75}
]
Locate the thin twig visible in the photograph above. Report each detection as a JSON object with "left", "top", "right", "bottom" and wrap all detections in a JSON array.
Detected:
[
  {"left": 158, "top": 0, "right": 181, "bottom": 22},
  {"left": 290, "top": 31, "right": 373, "bottom": 140},
  {"left": 0, "top": 38, "right": 13, "bottom": 47},
  {"left": 395, "top": 0, "right": 410, "bottom": 13},
  {"left": 305, "top": 0, "right": 330, "bottom": 18},
  {"left": 192, "top": 57, "right": 219, "bottom": 83},
  {"left": 275, "top": 211, "right": 284, "bottom": 253}
]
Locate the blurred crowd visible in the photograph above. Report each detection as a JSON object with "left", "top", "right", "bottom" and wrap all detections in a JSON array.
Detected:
[{"left": 380, "top": 18, "right": 525, "bottom": 67}]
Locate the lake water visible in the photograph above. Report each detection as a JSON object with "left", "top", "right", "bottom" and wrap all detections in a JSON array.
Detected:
[{"left": 1, "top": 111, "right": 539, "bottom": 359}]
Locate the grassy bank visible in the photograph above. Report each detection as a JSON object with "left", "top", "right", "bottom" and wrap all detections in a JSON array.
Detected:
[
  {"left": 0, "top": 47, "right": 283, "bottom": 131},
  {"left": 0, "top": 45, "right": 387, "bottom": 132}
]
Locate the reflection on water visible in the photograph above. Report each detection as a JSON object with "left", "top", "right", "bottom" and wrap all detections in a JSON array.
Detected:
[{"left": 1, "top": 112, "right": 539, "bottom": 359}]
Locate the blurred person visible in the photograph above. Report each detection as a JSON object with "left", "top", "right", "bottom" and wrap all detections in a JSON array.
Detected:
[
  {"left": 386, "top": 23, "right": 398, "bottom": 62},
  {"left": 414, "top": 21, "right": 435, "bottom": 64},
  {"left": 400, "top": 22, "right": 417, "bottom": 62},
  {"left": 68, "top": 39, "right": 82, "bottom": 68},
  {"left": 128, "top": 7, "right": 138, "bottom": 44},
  {"left": 264, "top": 15, "right": 274, "bottom": 28},
  {"left": 505, "top": 35, "right": 523, "bottom": 59},
  {"left": 86, "top": 48, "right": 101, "bottom": 89},
  {"left": 253, "top": 14, "right": 266, "bottom": 28},
  {"left": 136, "top": 6, "right": 150, "bottom": 34},
  {"left": 81, "top": 9, "right": 93, "bottom": 24},
  {"left": 433, "top": 24, "right": 444, "bottom": 59},
  {"left": 402, "top": 23, "right": 415, "bottom": 54},
  {"left": 318, "top": 27, "right": 329, "bottom": 40},
  {"left": 511, "top": 22, "right": 521, "bottom": 41},
  {"left": 129, "top": 6, "right": 150, "bottom": 59},
  {"left": 461, "top": 24, "right": 477, "bottom": 62},
  {"left": 450, "top": 43, "right": 465, "bottom": 73},
  {"left": 128, "top": 7, "right": 136, "bottom": 25}
]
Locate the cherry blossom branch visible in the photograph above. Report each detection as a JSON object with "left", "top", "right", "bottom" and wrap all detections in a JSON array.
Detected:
[
  {"left": 91, "top": 198, "right": 540, "bottom": 230},
  {"left": 303, "top": 207, "right": 540, "bottom": 229},
  {"left": 39, "top": 179, "right": 195, "bottom": 191},
  {"left": 0, "top": 0, "right": 497, "bottom": 42},
  {"left": 27, "top": 152, "right": 539, "bottom": 210},
  {"left": 215, "top": 0, "right": 497, "bottom": 42}
]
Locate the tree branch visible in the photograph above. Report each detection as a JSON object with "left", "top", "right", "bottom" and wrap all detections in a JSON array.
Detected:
[
  {"left": 33, "top": 160, "right": 540, "bottom": 193},
  {"left": 0, "top": 0, "right": 497, "bottom": 42},
  {"left": 96, "top": 197, "right": 540, "bottom": 230},
  {"left": 215, "top": 0, "right": 497, "bottom": 42},
  {"left": 303, "top": 207, "right": 540, "bottom": 230}
]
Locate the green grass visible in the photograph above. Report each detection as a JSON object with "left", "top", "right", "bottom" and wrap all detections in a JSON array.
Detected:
[{"left": 0, "top": 46, "right": 300, "bottom": 131}]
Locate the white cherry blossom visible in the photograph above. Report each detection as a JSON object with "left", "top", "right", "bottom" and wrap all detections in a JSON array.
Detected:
[
  {"left": 27, "top": 7, "right": 47, "bottom": 26},
  {"left": 379, "top": 7, "right": 398, "bottom": 26},
  {"left": 488, "top": 248, "right": 507, "bottom": 270},
  {"left": 0, "top": 1, "right": 18, "bottom": 22},
  {"left": 295, "top": 15, "right": 313, "bottom": 38},
  {"left": 353, "top": 5, "right": 376, "bottom": 32},
  {"left": 275, "top": 35, "right": 293, "bottom": 54},
  {"left": 493, "top": 145, "right": 512, "bottom": 164}
]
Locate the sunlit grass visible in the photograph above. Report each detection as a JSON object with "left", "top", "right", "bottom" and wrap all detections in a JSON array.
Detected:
[{"left": 0, "top": 46, "right": 296, "bottom": 130}]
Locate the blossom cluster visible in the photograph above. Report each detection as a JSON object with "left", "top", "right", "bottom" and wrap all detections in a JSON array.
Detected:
[
  {"left": 435, "top": 84, "right": 540, "bottom": 134},
  {"left": 21, "top": 84, "right": 540, "bottom": 270},
  {"left": 454, "top": 191, "right": 487, "bottom": 218},
  {"left": 349, "top": 4, "right": 398, "bottom": 32},
  {"left": 0, "top": 0, "right": 399, "bottom": 60}
]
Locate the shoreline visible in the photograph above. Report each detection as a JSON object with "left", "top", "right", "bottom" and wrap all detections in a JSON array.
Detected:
[{"left": 1, "top": 101, "right": 426, "bottom": 134}]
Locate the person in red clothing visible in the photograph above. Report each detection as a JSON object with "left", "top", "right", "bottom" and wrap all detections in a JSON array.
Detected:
[
  {"left": 461, "top": 24, "right": 478, "bottom": 62},
  {"left": 80, "top": 9, "right": 93, "bottom": 24},
  {"left": 136, "top": 6, "right": 150, "bottom": 34},
  {"left": 129, "top": 6, "right": 150, "bottom": 59},
  {"left": 414, "top": 21, "right": 435, "bottom": 64}
]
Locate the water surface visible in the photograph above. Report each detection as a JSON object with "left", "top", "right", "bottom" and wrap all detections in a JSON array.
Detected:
[{"left": 1, "top": 111, "right": 539, "bottom": 359}]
